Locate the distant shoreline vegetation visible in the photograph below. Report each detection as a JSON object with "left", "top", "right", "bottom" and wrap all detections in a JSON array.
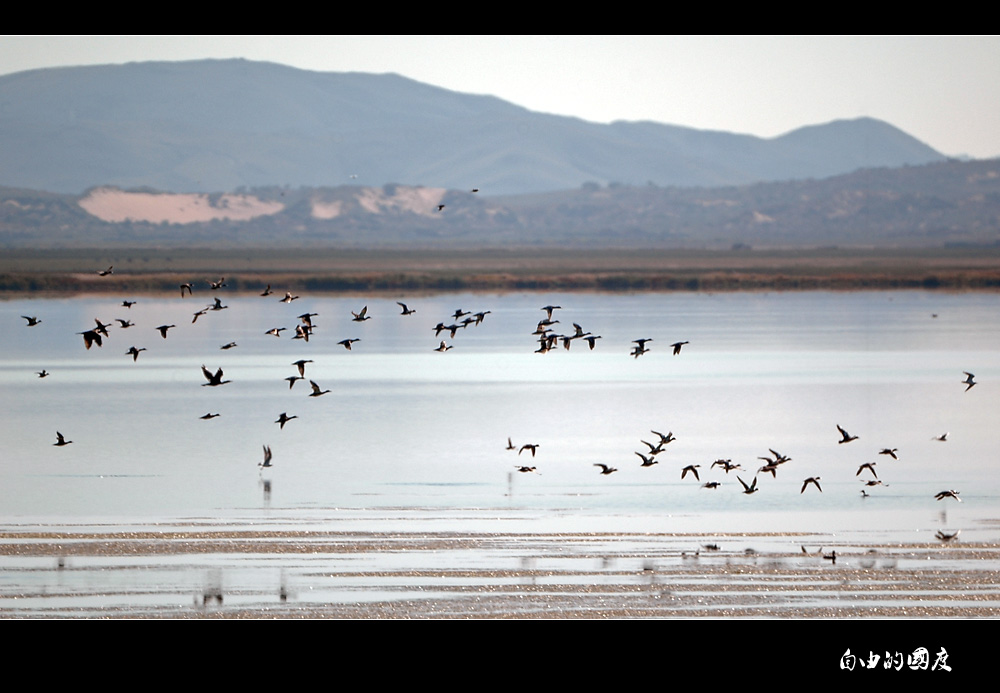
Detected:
[{"left": 2, "top": 247, "right": 999, "bottom": 295}]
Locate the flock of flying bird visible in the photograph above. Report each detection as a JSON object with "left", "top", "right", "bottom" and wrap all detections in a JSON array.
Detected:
[{"left": 21, "top": 267, "right": 974, "bottom": 512}]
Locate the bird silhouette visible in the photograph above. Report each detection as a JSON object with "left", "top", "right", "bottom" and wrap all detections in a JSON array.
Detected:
[
  {"left": 351, "top": 306, "right": 370, "bottom": 322},
  {"left": 53, "top": 431, "right": 72, "bottom": 446},
  {"left": 737, "top": 476, "right": 759, "bottom": 494},
  {"left": 126, "top": 346, "right": 146, "bottom": 362},
  {"left": 962, "top": 371, "right": 977, "bottom": 391},
  {"left": 155, "top": 325, "right": 175, "bottom": 339},
  {"left": 22, "top": 315, "right": 42, "bottom": 326},
  {"left": 801, "top": 477, "right": 823, "bottom": 493},
  {"left": 397, "top": 302, "right": 416, "bottom": 316},
  {"left": 79, "top": 330, "right": 103, "bottom": 350},
  {"left": 594, "top": 464, "right": 618, "bottom": 475},
  {"left": 878, "top": 448, "right": 899, "bottom": 460},
  {"left": 275, "top": 412, "right": 298, "bottom": 429},
  {"left": 837, "top": 424, "right": 858, "bottom": 444},
  {"left": 681, "top": 465, "right": 701, "bottom": 481},
  {"left": 856, "top": 462, "right": 877, "bottom": 478},
  {"left": 180, "top": 283, "right": 193, "bottom": 297},
  {"left": 200, "top": 413, "right": 220, "bottom": 420},
  {"left": 260, "top": 445, "right": 273, "bottom": 468},
  {"left": 519, "top": 444, "right": 539, "bottom": 457},
  {"left": 98, "top": 265, "right": 113, "bottom": 276},
  {"left": 308, "top": 380, "right": 330, "bottom": 397},
  {"left": 506, "top": 437, "right": 517, "bottom": 451},
  {"left": 292, "top": 360, "right": 313, "bottom": 377},
  {"left": 935, "top": 490, "right": 961, "bottom": 502},
  {"left": 670, "top": 341, "right": 689, "bottom": 355},
  {"left": 338, "top": 339, "right": 361, "bottom": 350},
  {"left": 201, "top": 366, "right": 230, "bottom": 387}
]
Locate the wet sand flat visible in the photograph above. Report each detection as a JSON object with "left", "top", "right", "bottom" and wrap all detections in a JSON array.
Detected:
[{"left": 2, "top": 526, "right": 998, "bottom": 618}]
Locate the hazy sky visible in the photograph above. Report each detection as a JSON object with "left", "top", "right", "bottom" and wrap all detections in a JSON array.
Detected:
[{"left": 2, "top": 35, "right": 998, "bottom": 159}]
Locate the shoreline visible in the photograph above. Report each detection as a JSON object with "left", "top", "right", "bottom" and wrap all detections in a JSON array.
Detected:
[{"left": 3, "top": 246, "right": 1000, "bottom": 295}]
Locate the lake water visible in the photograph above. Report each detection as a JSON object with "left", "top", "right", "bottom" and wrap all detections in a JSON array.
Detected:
[{"left": 2, "top": 289, "right": 999, "bottom": 540}]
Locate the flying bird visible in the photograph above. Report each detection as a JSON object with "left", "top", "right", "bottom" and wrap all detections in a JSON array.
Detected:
[
  {"left": 53, "top": 431, "right": 72, "bottom": 446},
  {"left": 308, "top": 380, "right": 330, "bottom": 397},
  {"left": 260, "top": 285, "right": 273, "bottom": 297},
  {"left": 737, "top": 476, "right": 759, "bottom": 495},
  {"left": 635, "top": 452, "right": 658, "bottom": 467},
  {"left": 514, "top": 466, "right": 539, "bottom": 474},
  {"left": 155, "top": 325, "right": 175, "bottom": 339},
  {"left": 200, "top": 413, "right": 220, "bottom": 420},
  {"left": 962, "top": 371, "right": 977, "bottom": 391},
  {"left": 126, "top": 346, "right": 146, "bottom": 362},
  {"left": 338, "top": 339, "right": 361, "bottom": 350},
  {"left": 434, "top": 341, "right": 453, "bottom": 352},
  {"left": 292, "top": 360, "right": 313, "bottom": 377},
  {"left": 397, "top": 302, "right": 416, "bottom": 315},
  {"left": 506, "top": 437, "right": 516, "bottom": 451},
  {"left": 209, "top": 277, "right": 226, "bottom": 290},
  {"left": 98, "top": 265, "right": 114, "bottom": 276},
  {"left": 275, "top": 412, "right": 298, "bottom": 429},
  {"left": 79, "top": 330, "right": 103, "bottom": 350},
  {"left": 121, "top": 300, "right": 136, "bottom": 309},
  {"left": 933, "top": 432, "right": 949, "bottom": 442},
  {"left": 681, "top": 465, "right": 701, "bottom": 481},
  {"left": 836, "top": 424, "right": 858, "bottom": 444},
  {"left": 115, "top": 319, "right": 134, "bottom": 328},
  {"left": 519, "top": 444, "right": 539, "bottom": 457},
  {"left": 351, "top": 306, "right": 371, "bottom": 322},
  {"left": 281, "top": 292, "right": 299, "bottom": 303},
  {"left": 801, "top": 477, "right": 823, "bottom": 493},
  {"left": 22, "top": 315, "right": 42, "bottom": 326},
  {"left": 594, "top": 464, "right": 618, "bottom": 475},
  {"left": 36, "top": 369, "right": 49, "bottom": 378},
  {"left": 878, "top": 448, "right": 899, "bottom": 460},
  {"left": 670, "top": 341, "right": 689, "bottom": 355},
  {"left": 260, "top": 445, "right": 273, "bottom": 468},
  {"left": 220, "top": 342, "right": 238, "bottom": 350},
  {"left": 180, "top": 283, "right": 193, "bottom": 297},
  {"left": 201, "top": 365, "right": 231, "bottom": 387},
  {"left": 935, "top": 490, "right": 962, "bottom": 502},
  {"left": 856, "top": 462, "right": 878, "bottom": 478}
]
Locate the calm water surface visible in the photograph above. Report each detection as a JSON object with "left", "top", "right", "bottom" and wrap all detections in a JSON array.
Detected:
[{"left": 2, "top": 290, "right": 999, "bottom": 540}]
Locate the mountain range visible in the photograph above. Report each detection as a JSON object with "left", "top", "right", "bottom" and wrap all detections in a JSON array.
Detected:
[{"left": 0, "top": 58, "right": 948, "bottom": 196}]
